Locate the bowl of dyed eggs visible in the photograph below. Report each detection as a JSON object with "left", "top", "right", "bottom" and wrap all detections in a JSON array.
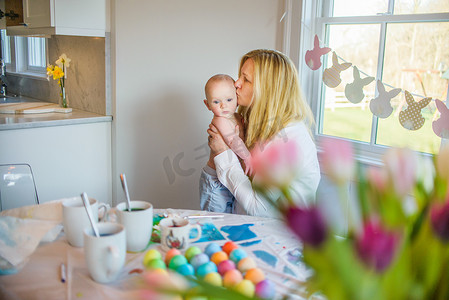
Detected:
[{"left": 142, "top": 241, "right": 276, "bottom": 299}]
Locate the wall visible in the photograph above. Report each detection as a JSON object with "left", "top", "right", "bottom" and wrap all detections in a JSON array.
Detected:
[
  {"left": 111, "top": 0, "right": 286, "bottom": 208},
  {"left": 6, "top": 35, "right": 108, "bottom": 115}
]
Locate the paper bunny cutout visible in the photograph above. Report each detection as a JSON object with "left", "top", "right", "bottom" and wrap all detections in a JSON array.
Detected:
[
  {"left": 432, "top": 99, "right": 449, "bottom": 138},
  {"left": 399, "top": 91, "right": 431, "bottom": 131},
  {"left": 305, "top": 35, "right": 331, "bottom": 70},
  {"left": 344, "top": 67, "right": 375, "bottom": 104},
  {"left": 369, "top": 80, "right": 402, "bottom": 119},
  {"left": 323, "top": 52, "right": 352, "bottom": 88}
]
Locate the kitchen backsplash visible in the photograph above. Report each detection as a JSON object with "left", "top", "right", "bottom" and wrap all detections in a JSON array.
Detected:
[{"left": 6, "top": 35, "right": 109, "bottom": 115}]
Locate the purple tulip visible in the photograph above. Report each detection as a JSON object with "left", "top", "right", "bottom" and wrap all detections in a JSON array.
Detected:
[
  {"left": 356, "top": 219, "right": 399, "bottom": 272},
  {"left": 430, "top": 198, "right": 449, "bottom": 242},
  {"left": 286, "top": 206, "right": 327, "bottom": 247}
]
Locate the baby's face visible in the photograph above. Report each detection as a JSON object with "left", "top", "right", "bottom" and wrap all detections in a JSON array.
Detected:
[{"left": 205, "top": 81, "right": 238, "bottom": 118}]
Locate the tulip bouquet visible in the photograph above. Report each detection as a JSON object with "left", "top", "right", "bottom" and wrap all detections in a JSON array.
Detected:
[
  {"left": 250, "top": 138, "right": 449, "bottom": 300},
  {"left": 138, "top": 138, "right": 449, "bottom": 300}
]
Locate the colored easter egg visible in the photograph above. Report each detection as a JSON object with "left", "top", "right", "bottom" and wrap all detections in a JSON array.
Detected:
[
  {"left": 203, "top": 272, "right": 222, "bottom": 286},
  {"left": 176, "top": 263, "right": 195, "bottom": 276},
  {"left": 234, "top": 279, "right": 255, "bottom": 298},
  {"left": 237, "top": 257, "right": 257, "bottom": 273},
  {"left": 229, "top": 248, "right": 247, "bottom": 264},
  {"left": 255, "top": 279, "right": 275, "bottom": 299},
  {"left": 185, "top": 246, "right": 202, "bottom": 262},
  {"left": 223, "top": 269, "right": 243, "bottom": 288},
  {"left": 222, "top": 241, "right": 238, "bottom": 255},
  {"left": 190, "top": 253, "right": 210, "bottom": 270},
  {"left": 210, "top": 251, "right": 228, "bottom": 265},
  {"left": 196, "top": 261, "right": 218, "bottom": 278},
  {"left": 165, "top": 248, "right": 182, "bottom": 265},
  {"left": 169, "top": 255, "right": 188, "bottom": 270},
  {"left": 245, "top": 268, "right": 265, "bottom": 284},
  {"left": 145, "top": 258, "right": 167, "bottom": 270},
  {"left": 217, "top": 259, "right": 236, "bottom": 276},
  {"left": 204, "top": 242, "right": 222, "bottom": 257},
  {"left": 143, "top": 249, "right": 162, "bottom": 266}
]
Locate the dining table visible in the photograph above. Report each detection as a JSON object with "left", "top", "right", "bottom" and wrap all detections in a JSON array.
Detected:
[{"left": 0, "top": 200, "right": 310, "bottom": 300}]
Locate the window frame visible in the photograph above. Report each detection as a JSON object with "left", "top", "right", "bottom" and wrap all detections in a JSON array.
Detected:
[
  {"left": 298, "top": 0, "right": 449, "bottom": 162},
  {"left": 0, "top": 30, "right": 47, "bottom": 78}
]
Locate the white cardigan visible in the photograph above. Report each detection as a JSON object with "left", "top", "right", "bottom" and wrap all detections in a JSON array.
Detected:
[{"left": 214, "top": 121, "right": 321, "bottom": 217}]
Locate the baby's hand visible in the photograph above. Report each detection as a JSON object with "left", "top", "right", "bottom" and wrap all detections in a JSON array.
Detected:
[{"left": 243, "top": 158, "right": 253, "bottom": 176}]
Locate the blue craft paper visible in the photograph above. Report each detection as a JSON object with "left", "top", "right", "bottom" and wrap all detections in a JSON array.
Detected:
[
  {"left": 239, "top": 239, "right": 262, "bottom": 247},
  {"left": 190, "top": 222, "right": 225, "bottom": 243},
  {"left": 220, "top": 224, "right": 256, "bottom": 242},
  {"left": 253, "top": 250, "right": 277, "bottom": 267}
]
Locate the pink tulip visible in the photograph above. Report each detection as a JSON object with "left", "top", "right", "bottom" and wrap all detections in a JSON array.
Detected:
[
  {"left": 319, "top": 137, "right": 355, "bottom": 185},
  {"left": 250, "top": 140, "right": 301, "bottom": 189},
  {"left": 366, "top": 166, "right": 388, "bottom": 193},
  {"left": 436, "top": 145, "right": 449, "bottom": 183},
  {"left": 430, "top": 197, "right": 449, "bottom": 242},
  {"left": 285, "top": 206, "right": 327, "bottom": 247},
  {"left": 356, "top": 218, "right": 399, "bottom": 272},
  {"left": 383, "top": 147, "right": 418, "bottom": 197}
]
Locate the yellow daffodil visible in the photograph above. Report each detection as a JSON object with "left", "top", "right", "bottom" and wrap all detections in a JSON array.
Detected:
[
  {"left": 52, "top": 66, "right": 64, "bottom": 80},
  {"left": 46, "top": 64, "right": 55, "bottom": 77}
]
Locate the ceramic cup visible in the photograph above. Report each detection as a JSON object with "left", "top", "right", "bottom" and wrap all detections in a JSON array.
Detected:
[
  {"left": 83, "top": 222, "right": 126, "bottom": 284},
  {"left": 62, "top": 196, "right": 108, "bottom": 247},
  {"left": 114, "top": 201, "right": 153, "bottom": 252},
  {"left": 159, "top": 217, "right": 202, "bottom": 251}
]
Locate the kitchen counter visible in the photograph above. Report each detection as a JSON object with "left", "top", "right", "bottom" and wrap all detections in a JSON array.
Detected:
[{"left": 0, "top": 108, "right": 112, "bottom": 130}]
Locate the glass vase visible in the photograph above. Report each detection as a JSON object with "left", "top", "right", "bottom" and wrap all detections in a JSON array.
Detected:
[{"left": 60, "top": 86, "right": 68, "bottom": 108}]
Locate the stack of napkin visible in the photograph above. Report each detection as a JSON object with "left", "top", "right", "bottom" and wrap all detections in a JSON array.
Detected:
[{"left": 0, "top": 200, "right": 63, "bottom": 275}]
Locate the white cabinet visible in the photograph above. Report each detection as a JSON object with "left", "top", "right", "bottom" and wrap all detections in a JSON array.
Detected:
[
  {"left": 0, "top": 122, "right": 112, "bottom": 205},
  {"left": 7, "top": 0, "right": 105, "bottom": 37}
]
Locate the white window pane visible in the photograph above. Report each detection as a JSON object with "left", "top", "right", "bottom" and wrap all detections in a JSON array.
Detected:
[
  {"left": 332, "top": 0, "right": 389, "bottom": 17},
  {"left": 394, "top": 0, "right": 449, "bottom": 14},
  {"left": 376, "top": 22, "right": 449, "bottom": 154},
  {"left": 27, "top": 37, "right": 46, "bottom": 68},
  {"left": 320, "top": 24, "right": 380, "bottom": 143},
  {"left": 0, "top": 30, "right": 11, "bottom": 64}
]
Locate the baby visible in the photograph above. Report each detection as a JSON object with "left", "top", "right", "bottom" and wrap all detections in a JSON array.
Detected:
[
  {"left": 200, "top": 74, "right": 251, "bottom": 213},
  {"left": 203, "top": 74, "right": 251, "bottom": 174}
]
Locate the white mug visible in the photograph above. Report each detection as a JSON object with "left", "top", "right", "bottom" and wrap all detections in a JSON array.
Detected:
[
  {"left": 159, "top": 217, "right": 201, "bottom": 251},
  {"left": 115, "top": 201, "right": 153, "bottom": 252},
  {"left": 83, "top": 222, "right": 126, "bottom": 284},
  {"left": 62, "top": 196, "right": 108, "bottom": 247}
]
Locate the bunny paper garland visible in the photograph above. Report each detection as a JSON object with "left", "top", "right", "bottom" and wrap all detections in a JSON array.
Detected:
[
  {"left": 345, "top": 67, "right": 375, "bottom": 104},
  {"left": 399, "top": 91, "right": 432, "bottom": 131},
  {"left": 323, "top": 52, "right": 352, "bottom": 88},
  {"left": 305, "top": 35, "right": 331, "bottom": 70},
  {"left": 370, "top": 80, "right": 402, "bottom": 119},
  {"left": 305, "top": 34, "right": 446, "bottom": 138},
  {"left": 432, "top": 99, "right": 449, "bottom": 138}
]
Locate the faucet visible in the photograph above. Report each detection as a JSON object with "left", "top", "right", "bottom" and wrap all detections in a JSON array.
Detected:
[{"left": 0, "top": 59, "right": 7, "bottom": 96}]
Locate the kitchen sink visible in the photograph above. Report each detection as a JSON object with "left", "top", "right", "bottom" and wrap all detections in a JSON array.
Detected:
[{"left": 0, "top": 95, "right": 37, "bottom": 104}]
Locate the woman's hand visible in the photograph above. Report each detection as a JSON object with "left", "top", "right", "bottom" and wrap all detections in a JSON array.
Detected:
[{"left": 207, "top": 124, "right": 229, "bottom": 157}]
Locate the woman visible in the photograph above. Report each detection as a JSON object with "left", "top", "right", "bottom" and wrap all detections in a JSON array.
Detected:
[{"left": 202, "top": 49, "right": 320, "bottom": 217}]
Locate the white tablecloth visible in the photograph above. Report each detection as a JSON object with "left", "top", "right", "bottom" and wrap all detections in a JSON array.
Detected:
[{"left": 0, "top": 208, "right": 309, "bottom": 300}]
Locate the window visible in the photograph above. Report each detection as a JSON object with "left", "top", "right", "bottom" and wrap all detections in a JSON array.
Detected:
[
  {"left": 302, "top": 0, "right": 449, "bottom": 157},
  {"left": 0, "top": 29, "right": 47, "bottom": 76}
]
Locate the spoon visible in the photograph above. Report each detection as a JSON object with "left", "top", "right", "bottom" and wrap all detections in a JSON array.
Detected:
[
  {"left": 120, "top": 173, "right": 131, "bottom": 211},
  {"left": 81, "top": 192, "right": 100, "bottom": 238}
]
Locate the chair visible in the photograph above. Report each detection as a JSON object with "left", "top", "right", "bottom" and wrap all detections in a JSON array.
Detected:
[{"left": 0, "top": 164, "right": 39, "bottom": 211}]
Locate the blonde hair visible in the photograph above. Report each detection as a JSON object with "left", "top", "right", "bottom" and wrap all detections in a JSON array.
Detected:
[
  {"left": 204, "top": 74, "right": 235, "bottom": 101},
  {"left": 237, "top": 49, "right": 314, "bottom": 149}
]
